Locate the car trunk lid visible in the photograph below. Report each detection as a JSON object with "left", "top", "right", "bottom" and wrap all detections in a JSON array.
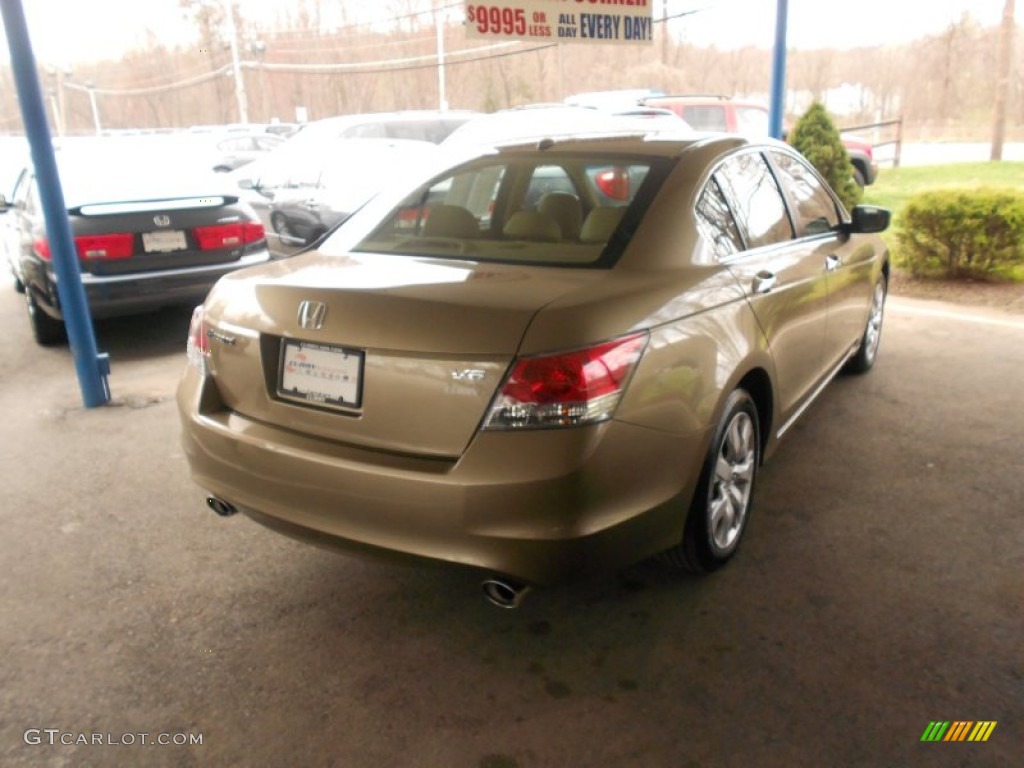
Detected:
[
  {"left": 204, "top": 252, "right": 604, "bottom": 457},
  {"left": 68, "top": 198, "right": 261, "bottom": 276}
]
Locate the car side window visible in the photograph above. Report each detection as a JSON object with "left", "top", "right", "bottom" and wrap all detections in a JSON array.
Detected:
[
  {"left": 696, "top": 176, "right": 744, "bottom": 259},
  {"left": 769, "top": 151, "right": 841, "bottom": 237},
  {"left": 714, "top": 152, "right": 793, "bottom": 249}
]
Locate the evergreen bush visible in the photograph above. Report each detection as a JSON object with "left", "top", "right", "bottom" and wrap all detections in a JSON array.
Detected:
[
  {"left": 896, "top": 188, "right": 1024, "bottom": 280},
  {"left": 788, "top": 102, "right": 861, "bottom": 211}
]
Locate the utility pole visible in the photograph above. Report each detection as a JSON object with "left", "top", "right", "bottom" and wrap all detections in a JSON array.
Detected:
[
  {"left": 86, "top": 84, "right": 101, "bottom": 135},
  {"left": 990, "top": 0, "right": 1016, "bottom": 160},
  {"left": 435, "top": 1, "right": 448, "bottom": 111},
  {"left": 661, "top": 0, "right": 668, "bottom": 66},
  {"left": 65, "top": 80, "right": 103, "bottom": 135},
  {"left": 223, "top": 0, "right": 248, "bottom": 124}
]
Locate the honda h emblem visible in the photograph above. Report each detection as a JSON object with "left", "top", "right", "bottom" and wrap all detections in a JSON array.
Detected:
[
  {"left": 297, "top": 300, "right": 327, "bottom": 331},
  {"left": 153, "top": 214, "right": 171, "bottom": 227}
]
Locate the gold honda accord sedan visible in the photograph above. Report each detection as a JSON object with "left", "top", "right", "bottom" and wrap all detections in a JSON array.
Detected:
[{"left": 177, "top": 134, "right": 890, "bottom": 604}]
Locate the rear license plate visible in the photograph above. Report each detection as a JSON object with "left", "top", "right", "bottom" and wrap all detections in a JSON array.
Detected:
[
  {"left": 142, "top": 230, "right": 187, "bottom": 252},
  {"left": 277, "top": 339, "right": 363, "bottom": 410}
]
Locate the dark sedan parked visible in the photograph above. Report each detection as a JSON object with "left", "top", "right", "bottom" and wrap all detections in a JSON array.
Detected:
[
  {"left": 267, "top": 139, "right": 439, "bottom": 248},
  {"left": 1, "top": 139, "right": 271, "bottom": 345}
]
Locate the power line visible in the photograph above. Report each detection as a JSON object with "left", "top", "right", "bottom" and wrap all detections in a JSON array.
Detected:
[
  {"left": 249, "top": 40, "right": 527, "bottom": 74},
  {"left": 270, "top": 32, "right": 440, "bottom": 56},
  {"left": 79, "top": 65, "right": 233, "bottom": 97},
  {"left": 56, "top": 5, "right": 708, "bottom": 96}
]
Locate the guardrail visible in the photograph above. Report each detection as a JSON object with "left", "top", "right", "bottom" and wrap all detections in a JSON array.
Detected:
[{"left": 840, "top": 117, "right": 903, "bottom": 168}]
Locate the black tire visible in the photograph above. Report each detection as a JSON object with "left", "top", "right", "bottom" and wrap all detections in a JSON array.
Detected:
[
  {"left": 852, "top": 166, "right": 866, "bottom": 189},
  {"left": 12, "top": 271, "right": 25, "bottom": 294},
  {"left": 25, "top": 290, "right": 66, "bottom": 346},
  {"left": 663, "top": 388, "right": 760, "bottom": 573},
  {"left": 844, "top": 276, "right": 887, "bottom": 374},
  {"left": 270, "top": 212, "right": 291, "bottom": 236}
]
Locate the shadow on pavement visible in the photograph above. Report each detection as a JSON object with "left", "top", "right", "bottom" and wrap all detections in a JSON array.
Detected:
[{"left": 92, "top": 304, "right": 195, "bottom": 362}]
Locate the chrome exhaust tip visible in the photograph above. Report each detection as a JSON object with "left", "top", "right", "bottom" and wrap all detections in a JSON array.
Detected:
[
  {"left": 481, "top": 578, "right": 531, "bottom": 609},
  {"left": 206, "top": 496, "right": 238, "bottom": 517}
]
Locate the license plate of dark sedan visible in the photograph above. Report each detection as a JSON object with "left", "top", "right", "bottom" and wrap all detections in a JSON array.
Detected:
[
  {"left": 278, "top": 340, "right": 363, "bottom": 409},
  {"left": 142, "top": 230, "right": 187, "bottom": 252}
]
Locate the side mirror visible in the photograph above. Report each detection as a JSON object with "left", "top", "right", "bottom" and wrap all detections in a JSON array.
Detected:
[
  {"left": 0, "top": 193, "right": 8, "bottom": 210},
  {"left": 237, "top": 177, "right": 255, "bottom": 190},
  {"left": 848, "top": 205, "right": 891, "bottom": 234}
]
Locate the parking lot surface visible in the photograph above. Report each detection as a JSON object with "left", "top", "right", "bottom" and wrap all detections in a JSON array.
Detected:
[{"left": 0, "top": 287, "right": 1021, "bottom": 767}]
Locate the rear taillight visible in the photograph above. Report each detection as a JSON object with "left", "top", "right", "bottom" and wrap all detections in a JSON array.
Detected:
[
  {"left": 594, "top": 167, "right": 631, "bottom": 201},
  {"left": 483, "top": 333, "right": 648, "bottom": 430},
  {"left": 33, "top": 234, "right": 134, "bottom": 261},
  {"left": 186, "top": 305, "right": 210, "bottom": 375},
  {"left": 194, "top": 221, "right": 265, "bottom": 250},
  {"left": 75, "top": 233, "right": 135, "bottom": 260}
]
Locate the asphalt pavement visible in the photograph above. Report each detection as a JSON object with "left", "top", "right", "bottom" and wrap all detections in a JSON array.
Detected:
[{"left": 0, "top": 286, "right": 1021, "bottom": 767}]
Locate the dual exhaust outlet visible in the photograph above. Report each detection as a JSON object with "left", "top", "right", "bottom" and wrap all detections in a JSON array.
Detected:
[
  {"left": 206, "top": 496, "right": 530, "bottom": 608},
  {"left": 206, "top": 496, "right": 237, "bottom": 517},
  {"left": 481, "top": 578, "right": 531, "bottom": 609}
]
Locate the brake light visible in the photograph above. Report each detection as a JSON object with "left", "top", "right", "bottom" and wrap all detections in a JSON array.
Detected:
[
  {"left": 33, "top": 234, "right": 134, "bottom": 260},
  {"left": 483, "top": 333, "right": 648, "bottom": 430},
  {"left": 75, "top": 233, "right": 134, "bottom": 260},
  {"left": 194, "top": 221, "right": 265, "bottom": 250},
  {"left": 186, "top": 305, "right": 210, "bottom": 375},
  {"left": 594, "top": 167, "right": 631, "bottom": 201}
]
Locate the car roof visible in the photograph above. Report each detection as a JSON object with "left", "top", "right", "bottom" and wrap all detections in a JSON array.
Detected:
[
  {"left": 443, "top": 106, "right": 693, "bottom": 149},
  {"left": 485, "top": 132, "right": 755, "bottom": 160},
  {"left": 644, "top": 94, "right": 768, "bottom": 109},
  {"left": 299, "top": 110, "right": 477, "bottom": 130}
]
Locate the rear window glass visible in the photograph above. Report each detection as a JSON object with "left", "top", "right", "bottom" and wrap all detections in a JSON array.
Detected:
[
  {"left": 713, "top": 151, "right": 793, "bottom": 249},
  {"left": 768, "top": 150, "right": 840, "bottom": 237},
  {"left": 51, "top": 139, "right": 233, "bottom": 206},
  {"left": 323, "top": 153, "right": 667, "bottom": 268}
]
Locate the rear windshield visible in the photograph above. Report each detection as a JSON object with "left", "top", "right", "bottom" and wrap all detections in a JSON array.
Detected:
[
  {"left": 54, "top": 139, "right": 232, "bottom": 207},
  {"left": 323, "top": 152, "right": 668, "bottom": 268}
]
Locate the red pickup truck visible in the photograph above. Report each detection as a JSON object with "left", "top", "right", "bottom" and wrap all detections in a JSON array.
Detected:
[{"left": 641, "top": 95, "right": 878, "bottom": 187}]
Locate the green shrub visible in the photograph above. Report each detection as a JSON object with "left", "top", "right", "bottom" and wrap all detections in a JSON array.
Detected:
[
  {"left": 788, "top": 102, "right": 862, "bottom": 211},
  {"left": 896, "top": 187, "right": 1024, "bottom": 280}
]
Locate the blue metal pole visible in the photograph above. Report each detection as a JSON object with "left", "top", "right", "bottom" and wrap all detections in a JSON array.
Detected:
[
  {"left": 1, "top": 0, "right": 110, "bottom": 406},
  {"left": 769, "top": 0, "right": 789, "bottom": 139}
]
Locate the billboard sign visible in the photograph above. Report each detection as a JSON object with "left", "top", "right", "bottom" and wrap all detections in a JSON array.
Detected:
[{"left": 464, "top": 1, "right": 654, "bottom": 44}]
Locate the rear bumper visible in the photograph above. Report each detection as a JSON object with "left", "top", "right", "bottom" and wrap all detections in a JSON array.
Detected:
[
  {"left": 42, "top": 249, "right": 272, "bottom": 319},
  {"left": 177, "top": 368, "right": 709, "bottom": 585}
]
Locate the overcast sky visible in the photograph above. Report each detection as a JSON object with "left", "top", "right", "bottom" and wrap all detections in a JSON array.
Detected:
[{"left": 1, "top": 0, "right": 1013, "bottom": 67}]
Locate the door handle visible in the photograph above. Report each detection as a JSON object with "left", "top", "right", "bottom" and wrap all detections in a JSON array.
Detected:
[
  {"left": 752, "top": 271, "right": 777, "bottom": 294},
  {"left": 826, "top": 254, "right": 842, "bottom": 272}
]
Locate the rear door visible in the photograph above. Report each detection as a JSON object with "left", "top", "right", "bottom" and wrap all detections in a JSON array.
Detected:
[{"left": 700, "top": 150, "right": 830, "bottom": 422}]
